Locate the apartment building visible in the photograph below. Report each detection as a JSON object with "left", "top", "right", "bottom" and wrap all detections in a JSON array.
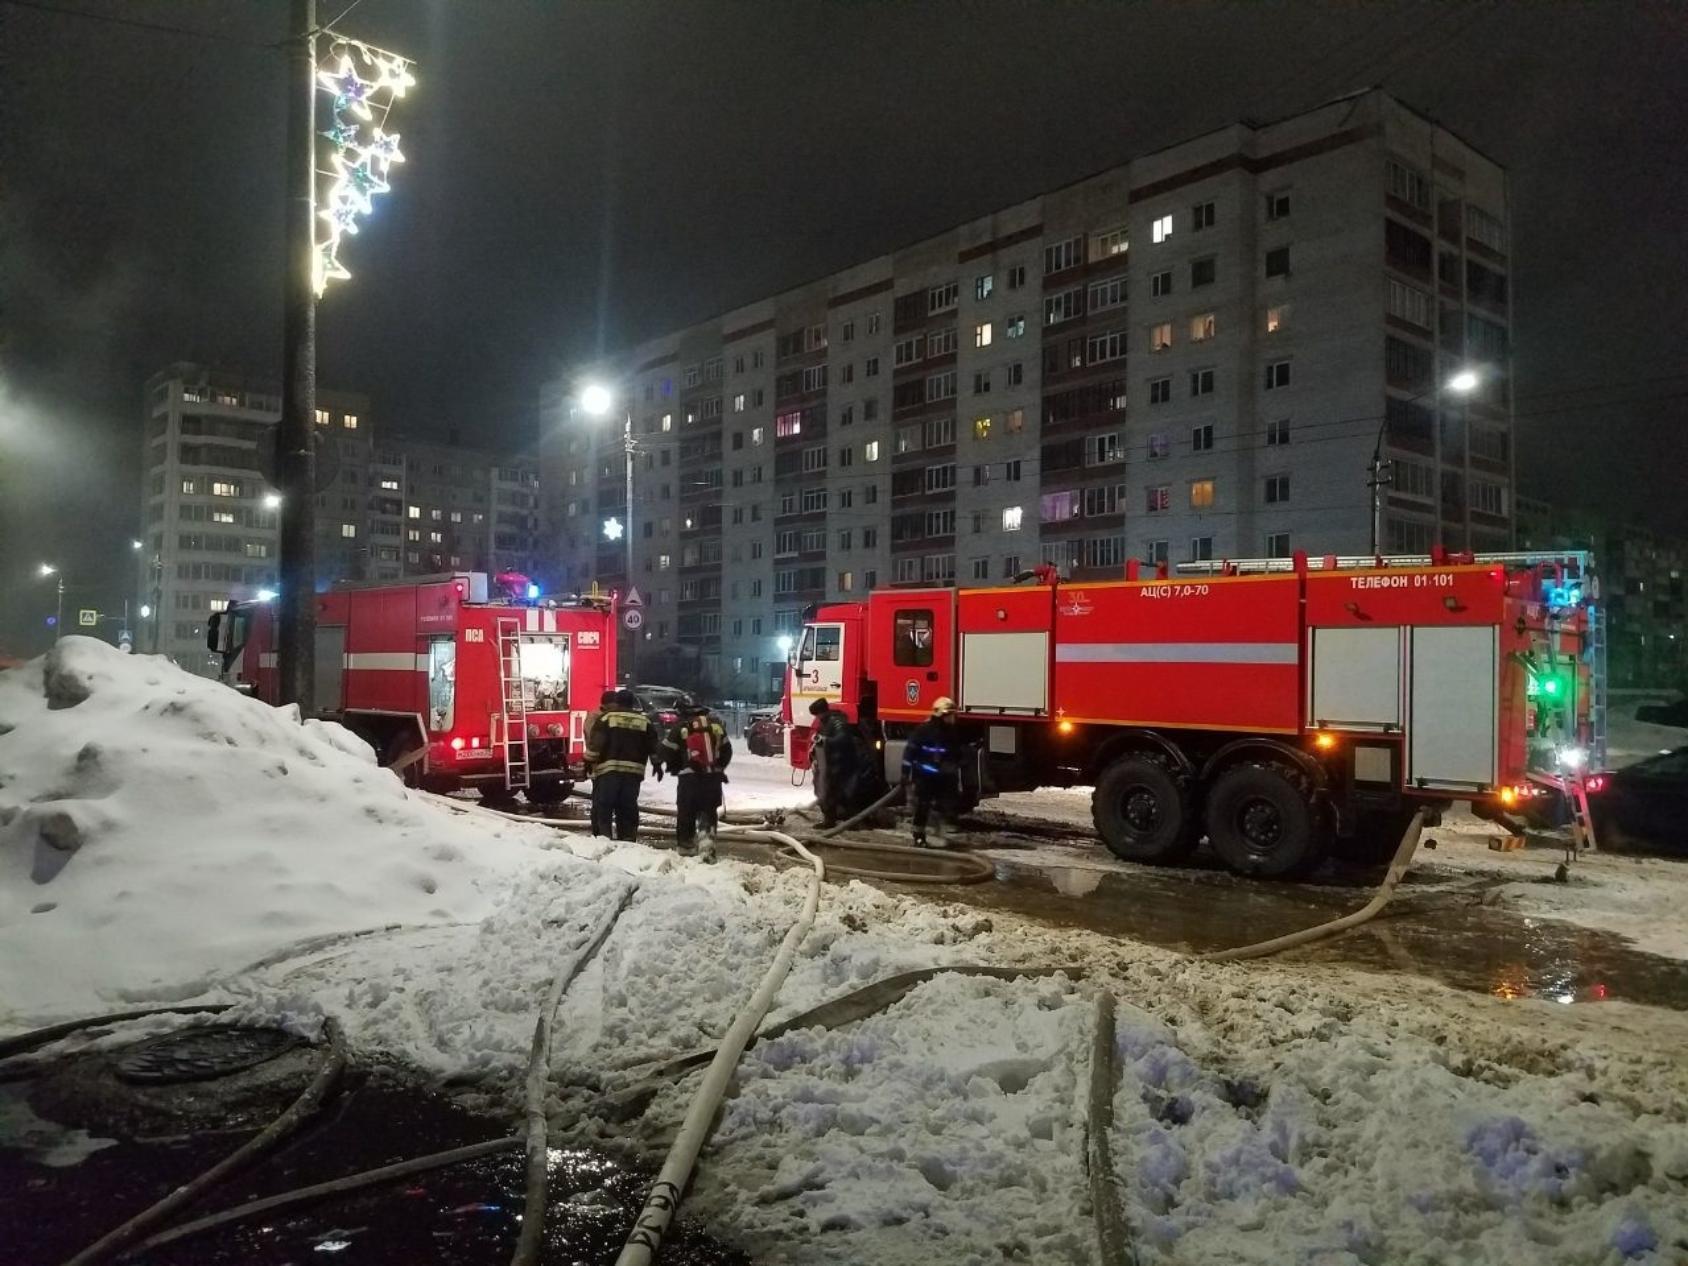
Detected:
[
  {"left": 139, "top": 364, "right": 542, "bottom": 675},
  {"left": 542, "top": 90, "right": 1516, "bottom": 695}
]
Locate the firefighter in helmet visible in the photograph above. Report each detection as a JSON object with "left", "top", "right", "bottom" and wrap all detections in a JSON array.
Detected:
[
  {"left": 901, "top": 696, "right": 961, "bottom": 848},
  {"left": 585, "top": 689, "right": 656, "bottom": 841},
  {"left": 660, "top": 703, "right": 733, "bottom": 861}
]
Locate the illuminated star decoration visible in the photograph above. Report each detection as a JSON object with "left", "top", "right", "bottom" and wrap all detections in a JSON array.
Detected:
[
  {"left": 602, "top": 517, "right": 625, "bottom": 542},
  {"left": 313, "top": 37, "right": 416, "bottom": 295}
]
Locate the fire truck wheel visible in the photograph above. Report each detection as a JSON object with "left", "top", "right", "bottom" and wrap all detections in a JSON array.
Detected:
[
  {"left": 1206, "top": 763, "right": 1328, "bottom": 879},
  {"left": 1092, "top": 755, "right": 1195, "bottom": 864}
]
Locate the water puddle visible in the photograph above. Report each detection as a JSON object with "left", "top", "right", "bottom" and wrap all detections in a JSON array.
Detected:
[
  {"left": 897, "top": 857, "right": 1688, "bottom": 1010},
  {"left": 0, "top": 1075, "right": 746, "bottom": 1264}
]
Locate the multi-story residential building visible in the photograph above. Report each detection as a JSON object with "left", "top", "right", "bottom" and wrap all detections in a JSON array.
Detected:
[
  {"left": 542, "top": 90, "right": 1516, "bottom": 696},
  {"left": 139, "top": 364, "right": 542, "bottom": 675}
]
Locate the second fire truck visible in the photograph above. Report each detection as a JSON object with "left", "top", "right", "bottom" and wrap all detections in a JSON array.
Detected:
[
  {"left": 786, "top": 550, "right": 1601, "bottom": 877},
  {"left": 211, "top": 572, "right": 620, "bottom": 802}
]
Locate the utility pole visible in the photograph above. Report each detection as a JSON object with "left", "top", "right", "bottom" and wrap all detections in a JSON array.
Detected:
[
  {"left": 623, "top": 409, "right": 638, "bottom": 685},
  {"left": 1367, "top": 444, "right": 1391, "bottom": 556},
  {"left": 277, "top": 0, "right": 318, "bottom": 711}
]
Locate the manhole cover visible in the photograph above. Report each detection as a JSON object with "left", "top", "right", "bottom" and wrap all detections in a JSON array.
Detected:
[{"left": 116, "top": 1025, "right": 304, "bottom": 1085}]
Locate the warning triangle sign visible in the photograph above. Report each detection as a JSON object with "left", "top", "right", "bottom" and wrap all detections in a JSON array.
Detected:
[{"left": 623, "top": 585, "right": 644, "bottom": 608}]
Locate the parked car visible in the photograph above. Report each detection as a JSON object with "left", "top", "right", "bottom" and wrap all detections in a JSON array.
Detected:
[
  {"left": 629, "top": 684, "right": 695, "bottom": 729},
  {"left": 744, "top": 711, "right": 786, "bottom": 757},
  {"left": 1588, "top": 747, "right": 1688, "bottom": 856}
]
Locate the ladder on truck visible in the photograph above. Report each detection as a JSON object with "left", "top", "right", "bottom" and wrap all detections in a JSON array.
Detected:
[
  {"left": 1587, "top": 605, "right": 1609, "bottom": 770},
  {"left": 495, "top": 618, "right": 530, "bottom": 791}
]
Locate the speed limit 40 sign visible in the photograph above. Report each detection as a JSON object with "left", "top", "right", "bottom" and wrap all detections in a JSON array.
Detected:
[{"left": 623, "top": 607, "right": 644, "bottom": 631}]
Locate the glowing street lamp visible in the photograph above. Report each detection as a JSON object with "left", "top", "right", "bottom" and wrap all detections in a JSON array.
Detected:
[
  {"left": 602, "top": 517, "right": 624, "bottom": 542},
  {"left": 38, "top": 563, "right": 64, "bottom": 640},
  {"left": 1370, "top": 368, "right": 1483, "bottom": 553},
  {"left": 776, "top": 634, "right": 795, "bottom": 657},
  {"left": 262, "top": 492, "right": 283, "bottom": 510},
  {"left": 579, "top": 382, "right": 615, "bottom": 417}
]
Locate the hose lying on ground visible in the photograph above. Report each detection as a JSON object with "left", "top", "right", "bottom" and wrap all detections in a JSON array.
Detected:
[
  {"left": 64, "top": 1019, "right": 348, "bottom": 1266},
  {"left": 0, "top": 1004, "right": 232, "bottom": 1066},
  {"left": 614, "top": 826, "right": 824, "bottom": 1266},
  {"left": 123, "top": 1136, "right": 522, "bottom": 1256},
  {"left": 510, "top": 885, "right": 639, "bottom": 1266},
  {"left": 1199, "top": 808, "right": 1429, "bottom": 963},
  {"left": 605, "top": 964, "right": 1086, "bottom": 1120},
  {"left": 1086, "top": 990, "right": 1135, "bottom": 1266},
  {"left": 817, "top": 782, "right": 905, "bottom": 837}
]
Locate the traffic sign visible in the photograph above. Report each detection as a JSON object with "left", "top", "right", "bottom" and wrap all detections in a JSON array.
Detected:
[
  {"left": 623, "top": 608, "right": 644, "bottom": 631},
  {"left": 623, "top": 586, "right": 644, "bottom": 608},
  {"left": 78, "top": 609, "right": 98, "bottom": 627}
]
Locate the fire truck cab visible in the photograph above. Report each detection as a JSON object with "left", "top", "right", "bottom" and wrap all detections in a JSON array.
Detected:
[
  {"left": 786, "top": 550, "right": 1602, "bottom": 878},
  {"left": 210, "top": 572, "right": 619, "bottom": 803}
]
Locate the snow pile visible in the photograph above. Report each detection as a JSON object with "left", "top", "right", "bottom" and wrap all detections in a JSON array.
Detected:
[{"left": 0, "top": 638, "right": 551, "bottom": 1021}]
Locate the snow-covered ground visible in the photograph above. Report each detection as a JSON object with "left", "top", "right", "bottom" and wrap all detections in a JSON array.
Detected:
[{"left": 4, "top": 642, "right": 1687, "bottom": 1264}]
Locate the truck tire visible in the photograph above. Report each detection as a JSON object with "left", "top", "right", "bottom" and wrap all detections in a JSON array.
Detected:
[
  {"left": 1205, "top": 763, "right": 1328, "bottom": 879},
  {"left": 1092, "top": 755, "right": 1195, "bottom": 864}
]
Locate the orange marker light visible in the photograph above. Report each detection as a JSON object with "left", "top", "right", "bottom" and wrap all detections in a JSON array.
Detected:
[
  {"left": 1313, "top": 732, "right": 1337, "bottom": 751},
  {"left": 1499, "top": 786, "right": 1518, "bottom": 807},
  {"left": 1057, "top": 720, "right": 1075, "bottom": 735}
]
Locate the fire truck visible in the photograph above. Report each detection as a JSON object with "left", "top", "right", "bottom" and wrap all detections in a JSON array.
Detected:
[
  {"left": 209, "top": 572, "right": 620, "bottom": 802},
  {"left": 785, "top": 550, "right": 1602, "bottom": 877}
]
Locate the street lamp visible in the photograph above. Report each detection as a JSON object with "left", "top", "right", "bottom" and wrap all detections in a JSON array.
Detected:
[
  {"left": 131, "top": 539, "right": 143, "bottom": 551},
  {"left": 139, "top": 604, "right": 153, "bottom": 620},
  {"left": 1369, "top": 368, "right": 1481, "bottom": 554},
  {"left": 262, "top": 492, "right": 283, "bottom": 510},
  {"left": 775, "top": 634, "right": 794, "bottom": 657},
  {"left": 579, "top": 380, "right": 637, "bottom": 678}
]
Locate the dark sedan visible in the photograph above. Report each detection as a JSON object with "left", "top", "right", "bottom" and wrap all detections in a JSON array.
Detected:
[{"left": 1589, "top": 747, "right": 1688, "bottom": 856}]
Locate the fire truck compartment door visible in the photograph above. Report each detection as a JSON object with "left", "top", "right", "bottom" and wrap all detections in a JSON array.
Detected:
[
  {"left": 960, "top": 632, "right": 1049, "bottom": 714},
  {"left": 313, "top": 625, "right": 346, "bottom": 714},
  {"left": 793, "top": 622, "right": 846, "bottom": 703},
  {"left": 1408, "top": 625, "right": 1497, "bottom": 788},
  {"left": 1309, "top": 627, "right": 1401, "bottom": 730}
]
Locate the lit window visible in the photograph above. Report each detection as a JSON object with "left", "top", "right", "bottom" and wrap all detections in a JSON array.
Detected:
[
  {"left": 1003, "top": 506, "right": 1023, "bottom": 532},
  {"left": 341, "top": 523, "right": 357, "bottom": 538},
  {"left": 733, "top": 393, "right": 746, "bottom": 412},
  {"left": 975, "top": 322, "right": 993, "bottom": 347},
  {"left": 975, "top": 274, "right": 993, "bottom": 300},
  {"left": 752, "top": 426, "right": 765, "bottom": 445},
  {"left": 1005, "top": 316, "right": 1026, "bottom": 338},
  {"left": 1151, "top": 323, "right": 1173, "bottom": 352},
  {"left": 838, "top": 571, "right": 854, "bottom": 592},
  {"left": 430, "top": 509, "right": 442, "bottom": 521},
  {"left": 1190, "top": 479, "right": 1215, "bottom": 508},
  {"left": 430, "top": 531, "right": 442, "bottom": 543},
  {"left": 974, "top": 416, "right": 992, "bottom": 440},
  {"left": 1005, "top": 408, "right": 1024, "bottom": 433},
  {"left": 211, "top": 480, "right": 239, "bottom": 497},
  {"left": 212, "top": 510, "right": 235, "bottom": 524},
  {"left": 208, "top": 598, "right": 229, "bottom": 613},
  {"left": 865, "top": 440, "right": 880, "bottom": 461},
  {"left": 380, "top": 478, "right": 400, "bottom": 490},
  {"left": 661, "top": 413, "right": 673, "bottom": 432},
  {"left": 343, "top": 414, "right": 358, "bottom": 429},
  {"left": 659, "top": 554, "right": 671, "bottom": 569},
  {"left": 181, "top": 478, "right": 198, "bottom": 494},
  {"left": 1151, "top": 214, "right": 1173, "bottom": 243},
  {"left": 314, "top": 409, "right": 331, "bottom": 425},
  {"left": 776, "top": 410, "right": 802, "bottom": 438},
  {"left": 1191, "top": 313, "right": 1215, "bottom": 342},
  {"left": 407, "top": 505, "right": 420, "bottom": 519},
  {"left": 449, "top": 511, "right": 462, "bottom": 523},
  {"left": 1266, "top": 305, "right": 1290, "bottom": 334}
]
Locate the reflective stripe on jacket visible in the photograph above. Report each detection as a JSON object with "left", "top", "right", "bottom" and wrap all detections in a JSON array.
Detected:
[{"left": 586, "top": 709, "right": 655, "bottom": 777}]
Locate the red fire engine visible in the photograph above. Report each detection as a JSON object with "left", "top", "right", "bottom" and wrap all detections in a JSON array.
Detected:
[
  {"left": 209, "top": 572, "right": 619, "bottom": 802},
  {"left": 786, "top": 550, "right": 1602, "bottom": 877}
]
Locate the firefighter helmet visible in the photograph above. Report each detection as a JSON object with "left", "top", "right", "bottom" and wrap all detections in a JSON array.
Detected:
[{"left": 932, "top": 696, "right": 957, "bottom": 716}]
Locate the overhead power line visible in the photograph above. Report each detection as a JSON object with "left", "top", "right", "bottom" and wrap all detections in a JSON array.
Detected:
[{"left": 1, "top": 0, "right": 273, "bottom": 46}]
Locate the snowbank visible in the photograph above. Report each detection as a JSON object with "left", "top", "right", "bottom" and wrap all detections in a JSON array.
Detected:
[{"left": 0, "top": 639, "right": 552, "bottom": 1021}]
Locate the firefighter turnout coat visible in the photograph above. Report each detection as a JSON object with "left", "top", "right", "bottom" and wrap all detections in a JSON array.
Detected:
[{"left": 586, "top": 707, "right": 657, "bottom": 777}]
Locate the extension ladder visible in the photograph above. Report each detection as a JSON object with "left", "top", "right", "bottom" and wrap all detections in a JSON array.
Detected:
[{"left": 496, "top": 618, "right": 530, "bottom": 790}]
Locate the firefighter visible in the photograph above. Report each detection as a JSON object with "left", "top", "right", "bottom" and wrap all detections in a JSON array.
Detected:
[
  {"left": 582, "top": 688, "right": 620, "bottom": 835},
  {"left": 585, "top": 689, "right": 655, "bottom": 841},
  {"left": 661, "top": 704, "right": 733, "bottom": 861},
  {"left": 809, "top": 698, "right": 860, "bottom": 829},
  {"left": 901, "top": 696, "right": 962, "bottom": 848}
]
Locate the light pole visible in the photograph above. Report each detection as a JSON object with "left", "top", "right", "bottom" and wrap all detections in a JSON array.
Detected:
[
  {"left": 1369, "top": 368, "right": 1480, "bottom": 554},
  {"left": 39, "top": 563, "right": 63, "bottom": 640},
  {"left": 580, "top": 381, "right": 637, "bottom": 681}
]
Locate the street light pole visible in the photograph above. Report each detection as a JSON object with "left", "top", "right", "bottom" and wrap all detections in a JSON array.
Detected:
[
  {"left": 623, "top": 408, "right": 637, "bottom": 685},
  {"left": 276, "top": 0, "right": 318, "bottom": 711},
  {"left": 55, "top": 575, "right": 64, "bottom": 641},
  {"left": 1369, "top": 369, "right": 1480, "bottom": 554}
]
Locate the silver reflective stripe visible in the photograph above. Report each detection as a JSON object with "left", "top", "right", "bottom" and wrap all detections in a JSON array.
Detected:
[
  {"left": 1055, "top": 642, "right": 1298, "bottom": 665},
  {"left": 343, "top": 652, "right": 426, "bottom": 671}
]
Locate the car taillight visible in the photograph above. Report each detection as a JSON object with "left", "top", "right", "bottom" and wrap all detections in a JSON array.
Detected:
[
  {"left": 1585, "top": 775, "right": 1607, "bottom": 793},
  {"left": 450, "top": 737, "right": 465, "bottom": 751}
]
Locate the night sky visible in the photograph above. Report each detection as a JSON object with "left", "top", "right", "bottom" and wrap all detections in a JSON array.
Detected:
[{"left": 3, "top": 0, "right": 1685, "bottom": 654}]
